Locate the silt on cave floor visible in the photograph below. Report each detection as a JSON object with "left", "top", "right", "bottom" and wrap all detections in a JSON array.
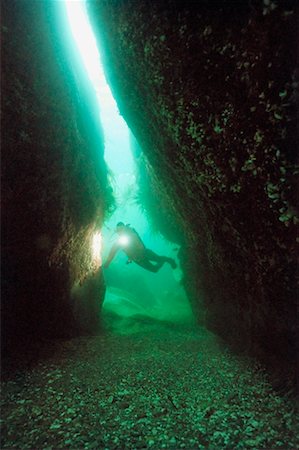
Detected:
[
  {"left": 1, "top": 0, "right": 298, "bottom": 449},
  {"left": 1, "top": 314, "right": 298, "bottom": 450}
]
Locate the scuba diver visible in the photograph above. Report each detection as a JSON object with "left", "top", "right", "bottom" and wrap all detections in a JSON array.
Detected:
[{"left": 103, "top": 222, "right": 177, "bottom": 273}]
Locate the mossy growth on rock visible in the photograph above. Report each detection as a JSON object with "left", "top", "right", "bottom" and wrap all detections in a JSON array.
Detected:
[
  {"left": 1, "top": 0, "right": 114, "bottom": 350},
  {"left": 88, "top": 0, "right": 298, "bottom": 376}
]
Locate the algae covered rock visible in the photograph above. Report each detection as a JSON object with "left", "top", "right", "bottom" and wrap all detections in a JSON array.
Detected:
[
  {"left": 1, "top": 0, "right": 113, "bottom": 349},
  {"left": 88, "top": 0, "right": 298, "bottom": 371}
]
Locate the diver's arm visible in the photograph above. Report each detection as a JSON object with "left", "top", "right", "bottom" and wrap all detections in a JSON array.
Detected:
[{"left": 103, "top": 243, "right": 119, "bottom": 268}]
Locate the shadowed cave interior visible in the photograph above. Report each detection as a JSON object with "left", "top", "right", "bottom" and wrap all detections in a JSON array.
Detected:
[{"left": 1, "top": 0, "right": 298, "bottom": 449}]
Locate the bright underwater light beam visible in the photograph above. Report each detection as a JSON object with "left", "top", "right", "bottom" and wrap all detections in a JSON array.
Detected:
[
  {"left": 64, "top": 0, "right": 139, "bottom": 254},
  {"left": 65, "top": 0, "right": 102, "bottom": 87},
  {"left": 64, "top": 0, "right": 134, "bottom": 175}
]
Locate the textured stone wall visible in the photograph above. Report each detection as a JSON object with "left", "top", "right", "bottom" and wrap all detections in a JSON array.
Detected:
[
  {"left": 88, "top": 0, "right": 298, "bottom": 370},
  {"left": 1, "top": 0, "right": 113, "bottom": 350}
]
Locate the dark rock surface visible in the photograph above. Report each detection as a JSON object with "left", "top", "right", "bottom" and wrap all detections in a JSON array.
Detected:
[
  {"left": 1, "top": 0, "right": 113, "bottom": 351},
  {"left": 88, "top": 0, "right": 298, "bottom": 372}
]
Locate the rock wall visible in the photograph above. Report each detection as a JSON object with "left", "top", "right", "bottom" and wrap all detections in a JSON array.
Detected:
[
  {"left": 88, "top": 0, "right": 298, "bottom": 369},
  {"left": 1, "top": 0, "right": 114, "bottom": 351}
]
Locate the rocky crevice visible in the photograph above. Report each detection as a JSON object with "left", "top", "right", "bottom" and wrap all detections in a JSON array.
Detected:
[{"left": 88, "top": 0, "right": 298, "bottom": 373}]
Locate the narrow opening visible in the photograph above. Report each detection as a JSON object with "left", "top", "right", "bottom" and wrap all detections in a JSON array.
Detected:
[{"left": 63, "top": 0, "right": 194, "bottom": 330}]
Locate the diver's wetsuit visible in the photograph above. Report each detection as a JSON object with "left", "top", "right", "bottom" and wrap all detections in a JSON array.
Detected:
[{"left": 105, "top": 225, "right": 176, "bottom": 273}]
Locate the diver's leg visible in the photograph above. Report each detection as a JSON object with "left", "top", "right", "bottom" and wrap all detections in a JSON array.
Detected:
[
  {"left": 135, "top": 258, "right": 164, "bottom": 273},
  {"left": 145, "top": 249, "right": 164, "bottom": 262},
  {"left": 145, "top": 249, "right": 177, "bottom": 269}
]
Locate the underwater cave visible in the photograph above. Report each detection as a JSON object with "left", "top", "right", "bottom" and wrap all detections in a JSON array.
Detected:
[{"left": 1, "top": 0, "right": 298, "bottom": 448}]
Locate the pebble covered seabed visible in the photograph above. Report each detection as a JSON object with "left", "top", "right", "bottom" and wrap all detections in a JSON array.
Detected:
[{"left": 1, "top": 315, "right": 298, "bottom": 450}]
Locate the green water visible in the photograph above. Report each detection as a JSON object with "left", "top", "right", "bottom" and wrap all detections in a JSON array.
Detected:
[{"left": 63, "top": 0, "right": 193, "bottom": 325}]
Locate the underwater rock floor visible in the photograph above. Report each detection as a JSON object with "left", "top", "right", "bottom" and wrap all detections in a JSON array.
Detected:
[{"left": 1, "top": 316, "right": 298, "bottom": 450}]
